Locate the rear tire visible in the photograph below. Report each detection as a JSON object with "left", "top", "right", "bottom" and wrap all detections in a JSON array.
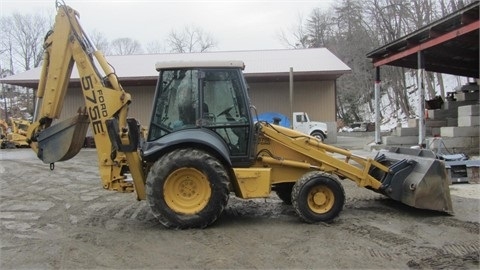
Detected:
[
  {"left": 292, "top": 171, "right": 345, "bottom": 223},
  {"left": 146, "top": 148, "right": 229, "bottom": 229},
  {"left": 310, "top": 131, "right": 325, "bottom": 142}
]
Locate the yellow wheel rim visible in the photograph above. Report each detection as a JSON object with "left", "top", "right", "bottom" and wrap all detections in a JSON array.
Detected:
[
  {"left": 307, "top": 186, "right": 334, "bottom": 214},
  {"left": 163, "top": 168, "right": 211, "bottom": 215}
]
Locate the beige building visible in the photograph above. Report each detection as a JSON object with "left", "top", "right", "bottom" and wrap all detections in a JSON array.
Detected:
[{"left": 1, "top": 48, "right": 350, "bottom": 142}]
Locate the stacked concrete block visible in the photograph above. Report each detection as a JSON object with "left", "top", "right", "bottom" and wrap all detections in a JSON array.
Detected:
[
  {"left": 457, "top": 104, "right": 479, "bottom": 127},
  {"left": 441, "top": 126, "right": 478, "bottom": 137},
  {"left": 408, "top": 118, "right": 446, "bottom": 136},
  {"left": 382, "top": 135, "right": 418, "bottom": 146},
  {"left": 378, "top": 89, "right": 478, "bottom": 155},
  {"left": 427, "top": 107, "right": 457, "bottom": 119},
  {"left": 439, "top": 104, "right": 479, "bottom": 155},
  {"left": 444, "top": 89, "right": 479, "bottom": 110},
  {"left": 456, "top": 91, "right": 479, "bottom": 102},
  {"left": 392, "top": 126, "right": 418, "bottom": 136}
]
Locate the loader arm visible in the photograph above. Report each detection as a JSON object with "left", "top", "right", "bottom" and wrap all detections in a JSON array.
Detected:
[
  {"left": 254, "top": 122, "right": 453, "bottom": 213},
  {"left": 27, "top": 2, "right": 146, "bottom": 199}
]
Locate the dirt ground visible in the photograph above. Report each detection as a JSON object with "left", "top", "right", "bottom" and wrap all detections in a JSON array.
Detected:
[{"left": 1, "top": 142, "right": 479, "bottom": 269}]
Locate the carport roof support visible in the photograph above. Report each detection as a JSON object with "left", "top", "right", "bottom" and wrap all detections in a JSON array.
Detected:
[{"left": 367, "top": 1, "right": 479, "bottom": 78}]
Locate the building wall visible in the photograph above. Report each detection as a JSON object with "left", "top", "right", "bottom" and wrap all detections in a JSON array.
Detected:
[
  {"left": 60, "top": 79, "right": 338, "bottom": 140},
  {"left": 248, "top": 80, "right": 336, "bottom": 122},
  {"left": 60, "top": 86, "right": 156, "bottom": 133}
]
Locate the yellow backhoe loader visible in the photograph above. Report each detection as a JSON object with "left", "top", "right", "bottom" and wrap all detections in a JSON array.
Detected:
[
  {"left": 1, "top": 118, "right": 30, "bottom": 149},
  {"left": 0, "top": 119, "right": 8, "bottom": 147},
  {"left": 26, "top": 1, "right": 452, "bottom": 229}
]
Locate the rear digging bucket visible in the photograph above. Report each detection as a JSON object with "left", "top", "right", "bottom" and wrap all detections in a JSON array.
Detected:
[
  {"left": 373, "top": 147, "right": 453, "bottom": 214},
  {"left": 37, "top": 115, "right": 90, "bottom": 163}
]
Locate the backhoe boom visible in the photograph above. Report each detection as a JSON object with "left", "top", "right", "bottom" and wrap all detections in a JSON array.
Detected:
[{"left": 27, "top": 2, "right": 146, "bottom": 197}]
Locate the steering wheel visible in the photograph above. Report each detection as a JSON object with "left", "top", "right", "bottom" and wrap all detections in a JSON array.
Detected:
[{"left": 217, "top": 105, "right": 234, "bottom": 117}]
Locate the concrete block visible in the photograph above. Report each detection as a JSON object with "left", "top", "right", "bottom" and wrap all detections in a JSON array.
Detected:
[
  {"left": 393, "top": 127, "right": 418, "bottom": 136},
  {"left": 429, "top": 127, "right": 441, "bottom": 136},
  {"left": 458, "top": 104, "right": 480, "bottom": 116},
  {"left": 426, "top": 120, "right": 447, "bottom": 127},
  {"left": 441, "top": 126, "right": 479, "bottom": 137},
  {"left": 441, "top": 136, "right": 479, "bottom": 148},
  {"left": 408, "top": 118, "right": 419, "bottom": 128},
  {"left": 442, "top": 137, "right": 479, "bottom": 156},
  {"left": 456, "top": 91, "right": 479, "bottom": 101},
  {"left": 446, "top": 118, "right": 458, "bottom": 126},
  {"left": 407, "top": 118, "right": 450, "bottom": 130},
  {"left": 458, "top": 116, "right": 480, "bottom": 127},
  {"left": 382, "top": 135, "right": 418, "bottom": 145},
  {"left": 444, "top": 100, "right": 478, "bottom": 110},
  {"left": 427, "top": 108, "right": 457, "bottom": 119}
]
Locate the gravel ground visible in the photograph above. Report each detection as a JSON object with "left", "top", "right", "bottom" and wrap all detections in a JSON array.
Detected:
[{"left": 0, "top": 146, "right": 479, "bottom": 269}]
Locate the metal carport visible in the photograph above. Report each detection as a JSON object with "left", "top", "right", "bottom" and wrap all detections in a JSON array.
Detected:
[{"left": 366, "top": 1, "right": 479, "bottom": 146}]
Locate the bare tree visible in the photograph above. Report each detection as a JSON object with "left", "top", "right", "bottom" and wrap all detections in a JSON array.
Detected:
[
  {"left": 305, "top": 8, "right": 335, "bottom": 48},
  {"left": 0, "top": 12, "right": 50, "bottom": 117},
  {"left": 110, "top": 37, "right": 143, "bottom": 55},
  {"left": 277, "top": 13, "right": 309, "bottom": 49},
  {"left": 166, "top": 25, "right": 217, "bottom": 53},
  {"left": 277, "top": 0, "right": 470, "bottom": 124},
  {"left": 89, "top": 30, "right": 111, "bottom": 55},
  {"left": 0, "top": 12, "right": 49, "bottom": 72},
  {"left": 331, "top": 0, "right": 377, "bottom": 124},
  {"left": 145, "top": 40, "right": 165, "bottom": 54}
]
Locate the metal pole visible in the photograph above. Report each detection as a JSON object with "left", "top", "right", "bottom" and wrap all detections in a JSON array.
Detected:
[
  {"left": 374, "top": 67, "right": 381, "bottom": 144},
  {"left": 289, "top": 67, "right": 294, "bottom": 120},
  {"left": 417, "top": 51, "right": 426, "bottom": 148}
]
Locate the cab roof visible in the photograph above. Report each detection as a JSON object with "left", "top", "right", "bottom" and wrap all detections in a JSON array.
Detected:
[{"left": 155, "top": 60, "right": 245, "bottom": 71}]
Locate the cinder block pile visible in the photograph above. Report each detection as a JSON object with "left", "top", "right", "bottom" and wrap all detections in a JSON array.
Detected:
[
  {"left": 376, "top": 86, "right": 479, "bottom": 156},
  {"left": 437, "top": 90, "right": 479, "bottom": 156}
]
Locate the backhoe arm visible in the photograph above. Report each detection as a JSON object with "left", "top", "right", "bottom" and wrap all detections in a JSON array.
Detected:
[{"left": 28, "top": 2, "right": 146, "bottom": 199}]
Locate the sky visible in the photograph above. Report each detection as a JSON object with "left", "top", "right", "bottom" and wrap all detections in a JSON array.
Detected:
[{"left": 0, "top": 0, "right": 335, "bottom": 52}]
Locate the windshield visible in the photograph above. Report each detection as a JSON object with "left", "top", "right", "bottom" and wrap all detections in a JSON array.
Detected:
[
  {"left": 148, "top": 69, "right": 199, "bottom": 140},
  {"left": 147, "top": 67, "right": 251, "bottom": 156}
]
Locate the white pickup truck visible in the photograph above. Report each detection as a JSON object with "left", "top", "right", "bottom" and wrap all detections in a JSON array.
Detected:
[
  {"left": 291, "top": 112, "right": 328, "bottom": 141},
  {"left": 258, "top": 112, "right": 328, "bottom": 141}
]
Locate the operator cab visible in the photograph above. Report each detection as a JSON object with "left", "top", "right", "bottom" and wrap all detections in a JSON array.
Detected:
[{"left": 144, "top": 60, "right": 256, "bottom": 166}]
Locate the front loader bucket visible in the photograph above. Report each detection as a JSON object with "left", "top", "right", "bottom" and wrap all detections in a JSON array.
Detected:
[
  {"left": 37, "top": 115, "right": 90, "bottom": 164},
  {"left": 373, "top": 147, "right": 453, "bottom": 214}
]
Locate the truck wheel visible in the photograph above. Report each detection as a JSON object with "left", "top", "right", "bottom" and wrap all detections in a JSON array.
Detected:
[
  {"left": 146, "top": 148, "right": 229, "bottom": 229},
  {"left": 274, "top": 183, "right": 294, "bottom": 205},
  {"left": 292, "top": 171, "right": 345, "bottom": 223},
  {"left": 310, "top": 131, "right": 325, "bottom": 142}
]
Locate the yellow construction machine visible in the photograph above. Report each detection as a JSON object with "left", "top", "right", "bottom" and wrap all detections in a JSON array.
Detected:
[
  {"left": 0, "top": 119, "right": 8, "bottom": 147},
  {"left": 1, "top": 118, "right": 30, "bottom": 149},
  {"left": 26, "top": 1, "right": 453, "bottom": 229}
]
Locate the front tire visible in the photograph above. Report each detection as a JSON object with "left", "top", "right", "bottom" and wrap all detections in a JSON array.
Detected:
[
  {"left": 292, "top": 171, "right": 345, "bottom": 223},
  {"left": 146, "top": 148, "right": 229, "bottom": 229}
]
